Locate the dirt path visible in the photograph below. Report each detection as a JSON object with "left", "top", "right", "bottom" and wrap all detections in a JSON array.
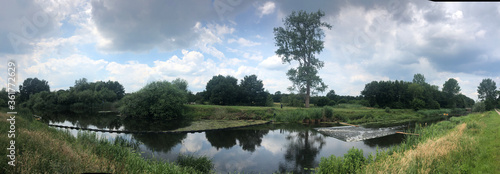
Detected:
[{"left": 496, "top": 109, "right": 500, "bottom": 115}]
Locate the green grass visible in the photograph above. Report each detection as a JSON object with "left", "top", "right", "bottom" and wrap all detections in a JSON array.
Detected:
[
  {"left": 0, "top": 112, "right": 213, "bottom": 174},
  {"left": 184, "top": 104, "right": 451, "bottom": 127},
  {"left": 316, "top": 110, "right": 500, "bottom": 173},
  {"left": 171, "top": 120, "right": 269, "bottom": 132}
]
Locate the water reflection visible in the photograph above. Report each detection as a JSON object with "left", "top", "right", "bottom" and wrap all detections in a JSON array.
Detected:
[
  {"left": 45, "top": 113, "right": 405, "bottom": 173},
  {"left": 279, "top": 130, "right": 325, "bottom": 173},
  {"left": 205, "top": 129, "right": 269, "bottom": 152}
]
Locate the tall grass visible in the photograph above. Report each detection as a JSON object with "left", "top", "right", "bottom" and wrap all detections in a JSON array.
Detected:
[
  {"left": 317, "top": 111, "right": 499, "bottom": 173},
  {"left": 0, "top": 112, "right": 212, "bottom": 174}
]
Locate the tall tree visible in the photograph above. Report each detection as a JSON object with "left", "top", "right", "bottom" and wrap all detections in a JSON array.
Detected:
[
  {"left": 239, "top": 74, "right": 267, "bottom": 106},
  {"left": 274, "top": 10, "right": 331, "bottom": 108},
  {"left": 443, "top": 78, "right": 461, "bottom": 108},
  {"left": 477, "top": 78, "right": 498, "bottom": 110},
  {"left": 19, "top": 77, "right": 50, "bottom": 103},
  {"left": 412, "top": 73, "right": 426, "bottom": 85},
  {"left": 205, "top": 75, "right": 239, "bottom": 105},
  {"left": 442, "top": 78, "right": 461, "bottom": 96},
  {"left": 326, "top": 90, "right": 336, "bottom": 101}
]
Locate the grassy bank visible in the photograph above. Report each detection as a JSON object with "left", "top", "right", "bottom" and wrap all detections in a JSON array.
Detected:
[
  {"left": 184, "top": 104, "right": 452, "bottom": 127},
  {"left": 171, "top": 120, "right": 269, "bottom": 132},
  {"left": 316, "top": 110, "right": 500, "bottom": 173},
  {"left": 0, "top": 112, "right": 213, "bottom": 174}
]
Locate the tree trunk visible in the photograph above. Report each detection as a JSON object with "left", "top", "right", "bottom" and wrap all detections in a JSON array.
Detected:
[{"left": 305, "top": 84, "right": 310, "bottom": 108}]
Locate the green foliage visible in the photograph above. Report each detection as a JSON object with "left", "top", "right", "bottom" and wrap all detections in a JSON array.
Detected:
[
  {"left": 316, "top": 97, "right": 330, "bottom": 107},
  {"left": 472, "top": 101, "right": 486, "bottom": 112},
  {"left": 309, "top": 108, "right": 323, "bottom": 119},
  {"left": 412, "top": 73, "right": 426, "bottom": 85},
  {"left": 281, "top": 93, "right": 304, "bottom": 107},
  {"left": 326, "top": 90, "right": 337, "bottom": 101},
  {"left": 239, "top": 74, "right": 269, "bottom": 106},
  {"left": 274, "top": 10, "right": 331, "bottom": 107},
  {"left": 323, "top": 106, "right": 334, "bottom": 119},
  {"left": 443, "top": 78, "right": 461, "bottom": 96},
  {"left": 176, "top": 154, "right": 213, "bottom": 173},
  {"left": 0, "top": 88, "right": 9, "bottom": 107},
  {"left": 411, "top": 98, "right": 425, "bottom": 111},
  {"left": 385, "top": 107, "right": 391, "bottom": 113},
  {"left": 205, "top": 75, "right": 239, "bottom": 105},
  {"left": 328, "top": 100, "right": 337, "bottom": 106},
  {"left": 477, "top": 78, "right": 498, "bottom": 111},
  {"left": 119, "top": 80, "right": 188, "bottom": 120},
  {"left": 19, "top": 77, "right": 50, "bottom": 103},
  {"left": 317, "top": 147, "right": 366, "bottom": 174}
]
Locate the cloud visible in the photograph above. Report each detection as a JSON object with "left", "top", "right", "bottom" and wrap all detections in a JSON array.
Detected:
[
  {"left": 228, "top": 38, "right": 261, "bottom": 47},
  {"left": 257, "top": 1, "right": 276, "bottom": 18},
  {"left": 24, "top": 54, "right": 109, "bottom": 90}
]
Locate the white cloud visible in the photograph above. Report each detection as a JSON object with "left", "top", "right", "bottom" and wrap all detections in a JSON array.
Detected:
[
  {"left": 228, "top": 38, "right": 261, "bottom": 47},
  {"left": 257, "top": 1, "right": 276, "bottom": 18}
]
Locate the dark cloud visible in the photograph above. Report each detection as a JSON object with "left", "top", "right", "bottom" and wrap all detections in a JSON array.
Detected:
[
  {"left": 0, "top": 0, "right": 59, "bottom": 54},
  {"left": 90, "top": 0, "right": 256, "bottom": 52}
]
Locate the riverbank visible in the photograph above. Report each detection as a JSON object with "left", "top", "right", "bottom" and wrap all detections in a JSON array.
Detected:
[
  {"left": 0, "top": 112, "right": 212, "bottom": 174},
  {"left": 184, "top": 104, "right": 454, "bottom": 127},
  {"left": 317, "top": 110, "right": 500, "bottom": 173}
]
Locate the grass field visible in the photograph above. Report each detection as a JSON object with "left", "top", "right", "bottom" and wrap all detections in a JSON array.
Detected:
[
  {"left": 184, "top": 103, "right": 450, "bottom": 127},
  {"left": 317, "top": 110, "right": 500, "bottom": 173}
]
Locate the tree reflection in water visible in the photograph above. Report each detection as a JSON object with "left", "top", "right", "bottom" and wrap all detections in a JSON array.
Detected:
[
  {"left": 205, "top": 129, "right": 269, "bottom": 152},
  {"left": 279, "top": 129, "right": 326, "bottom": 174},
  {"left": 132, "top": 133, "right": 187, "bottom": 153}
]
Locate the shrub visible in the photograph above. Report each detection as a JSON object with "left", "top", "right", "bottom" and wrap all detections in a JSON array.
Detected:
[
  {"left": 323, "top": 106, "right": 334, "bottom": 119},
  {"left": 411, "top": 98, "right": 425, "bottom": 111},
  {"left": 119, "top": 80, "right": 188, "bottom": 120},
  {"left": 472, "top": 101, "right": 485, "bottom": 112},
  {"left": 318, "top": 147, "right": 367, "bottom": 174},
  {"left": 328, "top": 100, "right": 337, "bottom": 106},
  {"left": 309, "top": 108, "right": 323, "bottom": 119},
  {"left": 176, "top": 154, "right": 213, "bottom": 173},
  {"left": 385, "top": 107, "right": 391, "bottom": 113},
  {"left": 316, "top": 97, "right": 330, "bottom": 107}
]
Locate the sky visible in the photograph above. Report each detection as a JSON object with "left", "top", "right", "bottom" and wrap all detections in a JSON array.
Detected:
[{"left": 1, "top": 0, "right": 499, "bottom": 100}]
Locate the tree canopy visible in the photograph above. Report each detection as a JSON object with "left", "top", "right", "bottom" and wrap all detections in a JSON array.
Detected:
[
  {"left": 19, "top": 77, "right": 50, "bottom": 103},
  {"left": 477, "top": 78, "right": 498, "bottom": 110},
  {"left": 274, "top": 10, "right": 331, "bottom": 108},
  {"left": 119, "top": 80, "right": 188, "bottom": 120}
]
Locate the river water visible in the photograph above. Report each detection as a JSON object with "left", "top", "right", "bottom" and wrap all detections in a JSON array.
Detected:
[{"left": 43, "top": 113, "right": 407, "bottom": 173}]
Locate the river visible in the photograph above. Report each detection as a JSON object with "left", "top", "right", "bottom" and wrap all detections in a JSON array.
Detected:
[{"left": 43, "top": 112, "right": 406, "bottom": 173}]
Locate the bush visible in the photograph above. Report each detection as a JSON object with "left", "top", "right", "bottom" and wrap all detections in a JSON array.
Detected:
[
  {"left": 119, "top": 80, "right": 188, "bottom": 120},
  {"left": 385, "top": 107, "right": 391, "bottom": 113},
  {"left": 176, "top": 154, "right": 213, "bottom": 173},
  {"left": 318, "top": 147, "right": 367, "bottom": 174},
  {"left": 411, "top": 98, "right": 425, "bottom": 111},
  {"left": 309, "top": 108, "right": 323, "bottom": 119},
  {"left": 323, "top": 106, "right": 334, "bottom": 119},
  {"left": 426, "top": 100, "right": 440, "bottom": 109},
  {"left": 316, "top": 97, "right": 330, "bottom": 107},
  {"left": 472, "top": 101, "right": 486, "bottom": 112},
  {"left": 328, "top": 100, "right": 337, "bottom": 106}
]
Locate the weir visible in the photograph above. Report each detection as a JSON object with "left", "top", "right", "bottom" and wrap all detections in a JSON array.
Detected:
[{"left": 315, "top": 125, "right": 405, "bottom": 142}]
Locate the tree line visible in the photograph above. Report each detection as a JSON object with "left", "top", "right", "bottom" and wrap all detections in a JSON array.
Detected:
[{"left": 3, "top": 73, "right": 499, "bottom": 120}]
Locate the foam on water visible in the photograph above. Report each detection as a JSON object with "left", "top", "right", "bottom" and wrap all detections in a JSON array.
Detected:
[{"left": 315, "top": 126, "right": 404, "bottom": 142}]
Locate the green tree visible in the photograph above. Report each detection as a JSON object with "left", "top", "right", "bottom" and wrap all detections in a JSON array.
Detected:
[
  {"left": 316, "top": 97, "right": 330, "bottom": 107},
  {"left": 273, "top": 91, "right": 282, "bottom": 103},
  {"left": 477, "top": 78, "right": 498, "bottom": 111},
  {"left": 239, "top": 74, "right": 268, "bottom": 106},
  {"left": 442, "top": 78, "right": 461, "bottom": 108},
  {"left": 0, "top": 88, "right": 9, "bottom": 107},
  {"left": 412, "top": 73, "right": 426, "bottom": 85},
  {"left": 326, "top": 90, "right": 336, "bottom": 101},
  {"left": 19, "top": 77, "right": 50, "bottom": 103},
  {"left": 274, "top": 10, "right": 331, "bottom": 108},
  {"left": 119, "top": 80, "right": 188, "bottom": 120},
  {"left": 205, "top": 75, "right": 239, "bottom": 105}
]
